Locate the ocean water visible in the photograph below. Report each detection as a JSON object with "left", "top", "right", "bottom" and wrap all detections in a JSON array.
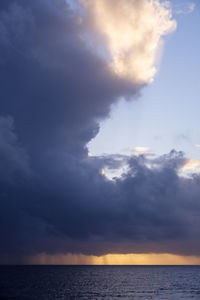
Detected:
[{"left": 0, "top": 266, "right": 200, "bottom": 299}]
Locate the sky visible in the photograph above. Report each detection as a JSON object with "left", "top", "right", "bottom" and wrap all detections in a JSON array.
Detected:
[
  {"left": 89, "top": 0, "right": 200, "bottom": 160},
  {"left": 0, "top": 0, "right": 200, "bottom": 265}
]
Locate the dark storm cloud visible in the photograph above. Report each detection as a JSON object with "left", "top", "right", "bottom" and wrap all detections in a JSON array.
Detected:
[
  {"left": 0, "top": 116, "right": 31, "bottom": 183},
  {"left": 0, "top": 0, "right": 138, "bottom": 159},
  {"left": 0, "top": 0, "right": 200, "bottom": 263}
]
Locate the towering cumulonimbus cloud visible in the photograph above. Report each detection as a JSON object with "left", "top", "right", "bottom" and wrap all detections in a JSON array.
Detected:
[{"left": 0, "top": 0, "right": 200, "bottom": 264}]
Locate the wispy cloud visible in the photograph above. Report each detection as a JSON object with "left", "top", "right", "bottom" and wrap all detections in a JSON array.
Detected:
[{"left": 174, "top": 2, "right": 195, "bottom": 15}]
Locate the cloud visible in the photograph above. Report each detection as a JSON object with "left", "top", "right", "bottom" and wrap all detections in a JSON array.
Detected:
[
  {"left": 174, "top": 2, "right": 195, "bottom": 15},
  {"left": 0, "top": 0, "right": 139, "bottom": 260},
  {"left": 1, "top": 0, "right": 200, "bottom": 263},
  {"left": 0, "top": 116, "right": 31, "bottom": 183},
  {"left": 81, "top": 0, "right": 176, "bottom": 83},
  {"left": 132, "top": 146, "right": 150, "bottom": 155},
  {"left": 181, "top": 158, "right": 200, "bottom": 174}
]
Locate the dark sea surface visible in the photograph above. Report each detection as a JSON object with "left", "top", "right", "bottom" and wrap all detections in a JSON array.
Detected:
[{"left": 0, "top": 266, "right": 200, "bottom": 299}]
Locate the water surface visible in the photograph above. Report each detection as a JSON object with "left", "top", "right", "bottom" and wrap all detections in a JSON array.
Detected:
[{"left": 0, "top": 265, "right": 200, "bottom": 299}]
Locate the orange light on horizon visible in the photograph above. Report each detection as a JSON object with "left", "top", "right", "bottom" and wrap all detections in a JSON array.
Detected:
[{"left": 27, "top": 253, "right": 200, "bottom": 265}]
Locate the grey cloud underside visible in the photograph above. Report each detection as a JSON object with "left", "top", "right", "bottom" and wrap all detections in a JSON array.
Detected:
[{"left": 0, "top": 0, "right": 200, "bottom": 262}]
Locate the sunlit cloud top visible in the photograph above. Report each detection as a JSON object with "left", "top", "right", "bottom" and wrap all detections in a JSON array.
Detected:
[
  {"left": 132, "top": 146, "right": 150, "bottom": 155},
  {"left": 181, "top": 158, "right": 200, "bottom": 174},
  {"left": 81, "top": 0, "right": 176, "bottom": 84}
]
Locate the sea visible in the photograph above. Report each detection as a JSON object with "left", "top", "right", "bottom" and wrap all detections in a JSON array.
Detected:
[{"left": 0, "top": 266, "right": 200, "bottom": 299}]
